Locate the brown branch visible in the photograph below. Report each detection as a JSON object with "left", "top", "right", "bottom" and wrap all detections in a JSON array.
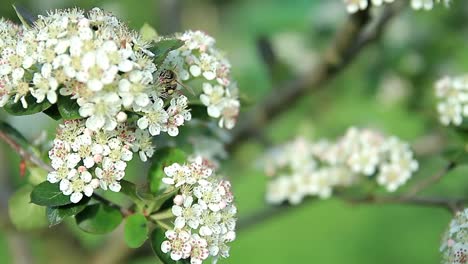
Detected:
[
  {"left": 227, "top": 3, "right": 403, "bottom": 152},
  {"left": 238, "top": 193, "right": 468, "bottom": 231},
  {"left": 0, "top": 129, "right": 52, "bottom": 172},
  {"left": 403, "top": 161, "right": 457, "bottom": 198}
]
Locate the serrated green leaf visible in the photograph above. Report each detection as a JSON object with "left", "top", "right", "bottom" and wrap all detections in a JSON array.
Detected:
[
  {"left": 124, "top": 213, "right": 149, "bottom": 248},
  {"left": 75, "top": 203, "right": 122, "bottom": 234},
  {"left": 46, "top": 197, "right": 90, "bottom": 227},
  {"left": 13, "top": 5, "right": 36, "bottom": 28},
  {"left": 140, "top": 23, "right": 158, "bottom": 42},
  {"left": 30, "top": 181, "right": 72, "bottom": 207},
  {"left": 57, "top": 95, "right": 81, "bottom": 120},
  {"left": 149, "top": 148, "right": 186, "bottom": 194},
  {"left": 3, "top": 95, "right": 52, "bottom": 116},
  {"left": 151, "top": 39, "right": 184, "bottom": 64},
  {"left": 8, "top": 185, "right": 48, "bottom": 230}
]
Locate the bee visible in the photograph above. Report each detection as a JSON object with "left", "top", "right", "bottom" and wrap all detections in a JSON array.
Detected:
[{"left": 157, "top": 69, "right": 195, "bottom": 98}]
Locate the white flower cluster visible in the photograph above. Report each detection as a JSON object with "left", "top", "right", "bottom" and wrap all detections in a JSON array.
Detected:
[
  {"left": 343, "top": 0, "right": 450, "bottom": 13},
  {"left": 440, "top": 208, "right": 467, "bottom": 264},
  {"left": 262, "top": 127, "right": 418, "bottom": 205},
  {"left": 0, "top": 8, "right": 240, "bottom": 203},
  {"left": 161, "top": 30, "right": 240, "bottom": 129},
  {"left": 160, "top": 157, "right": 236, "bottom": 264},
  {"left": 47, "top": 120, "right": 148, "bottom": 203},
  {"left": 0, "top": 19, "right": 24, "bottom": 106},
  {"left": 435, "top": 75, "right": 468, "bottom": 127}
]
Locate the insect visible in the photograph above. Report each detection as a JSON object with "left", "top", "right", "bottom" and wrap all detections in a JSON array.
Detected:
[{"left": 157, "top": 69, "right": 195, "bottom": 98}]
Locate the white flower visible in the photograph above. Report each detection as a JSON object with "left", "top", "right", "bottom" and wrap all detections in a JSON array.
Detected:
[
  {"left": 193, "top": 182, "right": 224, "bottom": 212},
  {"left": 189, "top": 235, "right": 210, "bottom": 264},
  {"left": 440, "top": 209, "right": 468, "bottom": 264},
  {"left": 218, "top": 97, "right": 239, "bottom": 130},
  {"left": 30, "top": 64, "right": 58, "bottom": 104},
  {"left": 266, "top": 176, "right": 290, "bottom": 205},
  {"left": 47, "top": 165, "right": 77, "bottom": 184},
  {"left": 188, "top": 156, "right": 213, "bottom": 183},
  {"left": 166, "top": 95, "right": 191, "bottom": 137},
  {"left": 60, "top": 170, "right": 99, "bottom": 203},
  {"left": 137, "top": 98, "right": 169, "bottom": 136},
  {"left": 71, "top": 133, "right": 95, "bottom": 168},
  {"left": 200, "top": 83, "right": 224, "bottom": 118},
  {"left": 160, "top": 31, "right": 240, "bottom": 130},
  {"left": 343, "top": 0, "right": 368, "bottom": 13},
  {"left": 118, "top": 70, "right": 152, "bottom": 109},
  {"left": 163, "top": 163, "right": 192, "bottom": 187},
  {"left": 157, "top": 157, "right": 237, "bottom": 262},
  {"left": 199, "top": 210, "right": 222, "bottom": 236},
  {"left": 262, "top": 128, "right": 419, "bottom": 204},
  {"left": 132, "top": 129, "right": 155, "bottom": 162},
  {"left": 161, "top": 230, "right": 192, "bottom": 261},
  {"left": 79, "top": 93, "right": 121, "bottom": 131},
  {"left": 348, "top": 147, "right": 380, "bottom": 176},
  {"left": 172, "top": 196, "right": 203, "bottom": 229},
  {"left": 95, "top": 157, "right": 125, "bottom": 192}
]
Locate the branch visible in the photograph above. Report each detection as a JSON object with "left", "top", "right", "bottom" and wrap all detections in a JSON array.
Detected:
[
  {"left": 238, "top": 193, "right": 467, "bottom": 231},
  {"left": 403, "top": 161, "right": 457, "bottom": 197},
  {"left": 0, "top": 127, "right": 52, "bottom": 172},
  {"left": 227, "top": 3, "right": 403, "bottom": 152}
]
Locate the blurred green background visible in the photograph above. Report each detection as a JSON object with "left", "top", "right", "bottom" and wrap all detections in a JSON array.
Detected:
[{"left": 0, "top": 0, "right": 467, "bottom": 263}]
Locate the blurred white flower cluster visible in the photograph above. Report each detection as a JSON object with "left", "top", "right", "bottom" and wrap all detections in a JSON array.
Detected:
[
  {"left": 261, "top": 127, "right": 418, "bottom": 205},
  {"left": 440, "top": 208, "right": 467, "bottom": 264},
  {"left": 435, "top": 75, "right": 468, "bottom": 127},
  {"left": 0, "top": 8, "right": 241, "bottom": 203},
  {"left": 160, "top": 157, "right": 236, "bottom": 264},
  {"left": 343, "top": 0, "right": 450, "bottom": 13},
  {"left": 161, "top": 31, "right": 240, "bottom": 129}
]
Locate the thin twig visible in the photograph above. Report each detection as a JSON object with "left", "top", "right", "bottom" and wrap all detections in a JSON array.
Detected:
[
  {"left": 403, "top": 161, "right": 457, "bottom": 198},
  {"left": 227, "top": 3, "right": 403, "bottom": 152},
  {"left": 0, "top": 129, "right": 52, "bottom": 171},
  {"left": 238, "top": 193, "right": 468, "bottom": 231}
]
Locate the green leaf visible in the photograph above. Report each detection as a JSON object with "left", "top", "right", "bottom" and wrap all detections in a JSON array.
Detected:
[
  {"left": 3, "top": 95, "right": 52, "bottom": 116},
  {"left": 13, "top": 5, "right": 36, "bottom": 28},
  {"left": 120, "top": 180, "right": 146, "bottom": 208},
  {"left": 124, "top": 213, "right": 149, "bottom": 248},
  {"left": 75, "top": 203, "right": 123, "bottom": 234},
  {"left": 442, "top": 147, "right": 468, "bottom": 164},
  {"left": 8, "top": 185, "right": 48, "bottom": 230},
  {"left": 151, "top": 39, "right": 184, "bottom": 64},
  {"left": 57, "top": 95, "right": 81, "bottom": 120},
  {"left": 151, "top": 188, "right": 179, "bottom": 212},
  {"left": 43, "top": 105, "right": 62, "bottom": 120},
  {"left": 150, "top": 228, "right": 176, "bottom": 264},
  {"left": 30, "top": 181, "right": 72, "bottom": 207},
  {"left": 148, "top": 148, "right": 186, "bottom": 194},
  {"left": 140, "top": 23, "right": 158, "bottom": 42},
  {"left": 46, "top": 197, "right": 90, "bottom": 227}
]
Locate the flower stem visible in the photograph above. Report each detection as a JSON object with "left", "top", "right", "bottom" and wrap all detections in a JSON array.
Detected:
[
  {"left": 155, "top": 220, "right": 172, "bottom": 230},
  {"left": 150, "top": 208, "right": 174, "bottom": 221}
]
